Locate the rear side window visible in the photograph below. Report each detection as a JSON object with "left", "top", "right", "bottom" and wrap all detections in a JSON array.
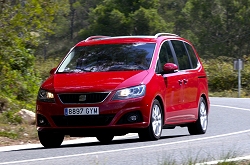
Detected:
[
  {"left": 185, "top": 43, "right": 198, "bottom": 68},
  {"left": 171, "top": 40, "right": 191, "bottom": 70}
]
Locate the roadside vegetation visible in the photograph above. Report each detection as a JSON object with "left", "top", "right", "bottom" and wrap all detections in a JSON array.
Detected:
[
  {"left": 0, "top": 1, "right": 250, "bottom": 164},
  {"left": 161, "top": 159, "right": 250, "bottom": 165}
]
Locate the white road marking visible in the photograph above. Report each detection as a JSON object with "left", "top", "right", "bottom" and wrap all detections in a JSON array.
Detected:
[
  {"left": 212, "top": 104, "right": 250, "bottom": 111},
  {"left": 1, "top": 103, "right": 250, "bottom": 165},
  {"left": 197, "top": 104, "right": 250, "bottom": 165},
  {"left": 1, "top": 129, "right": 250, "bottom": 164},
  {"left": 196, "top": 155, "right": 250, "bottom": 165}
]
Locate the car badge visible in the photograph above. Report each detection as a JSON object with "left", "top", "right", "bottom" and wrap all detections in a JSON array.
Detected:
[{"left": 79, "top": 95, "right": 86, "bottom": 101}]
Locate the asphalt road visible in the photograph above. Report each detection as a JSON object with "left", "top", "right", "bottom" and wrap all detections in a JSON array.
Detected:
[{"left": 1, "top": 97, "right": 250, "bottom": 165}]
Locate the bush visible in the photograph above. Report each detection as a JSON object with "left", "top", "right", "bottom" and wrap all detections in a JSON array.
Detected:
[
  {"left": 202, "top": 56, "right": 250, "bottom": 97},
  {"left": 34, "top": 57, "right": 61, "bottom": 82},
  {"left": 0, "top": 110, "right": 22, "bottom": 124},
  {"left": 0, "top": 97, "right": 8, "bottom": 113}
]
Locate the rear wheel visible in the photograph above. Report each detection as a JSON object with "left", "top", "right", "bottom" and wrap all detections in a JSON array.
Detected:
[
  {"left": 38, "top": 131, "right": 64, "bottom": 148},
  {"left": 188, "top": 97, "right": 208, "bottom": 135},
  {"left": 138, "top": 99, "right": 163, "bottom": 141},
  {"left": 96, "top": 135, "right": 114, "bottom": 144}
]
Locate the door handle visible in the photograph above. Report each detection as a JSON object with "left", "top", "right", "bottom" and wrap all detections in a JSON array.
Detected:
[{"left": 183, "top": 79, "right": 188, "bottom": 84}]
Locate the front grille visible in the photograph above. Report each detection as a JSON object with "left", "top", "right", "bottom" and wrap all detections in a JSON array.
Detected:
[
  {"left": 58, "top": 92, "right": 109, "bottom": 104},
  {"left": 51, "top": 115, "right": 115, "bottom": 127}
]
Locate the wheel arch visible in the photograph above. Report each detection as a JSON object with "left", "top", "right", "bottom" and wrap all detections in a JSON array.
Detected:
[
  {"left": 154, "top": 95, "right": 165, "bottom": 124},
  {"left": 200, "top": 94, "right": 209, "bottom": 114}
]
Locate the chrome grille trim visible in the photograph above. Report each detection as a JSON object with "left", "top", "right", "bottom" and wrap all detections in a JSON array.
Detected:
[{"left": 58, "top": 92, "right": 111, "bottom": 104}]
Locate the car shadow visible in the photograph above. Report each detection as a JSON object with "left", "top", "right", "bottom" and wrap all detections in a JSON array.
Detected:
[{"left": 8, "top": 134, "right": 189, "bottom": 152}]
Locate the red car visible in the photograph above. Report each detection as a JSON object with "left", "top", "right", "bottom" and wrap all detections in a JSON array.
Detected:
[{"left": 36, "top": 33, "right": 210, "bottom": 148}]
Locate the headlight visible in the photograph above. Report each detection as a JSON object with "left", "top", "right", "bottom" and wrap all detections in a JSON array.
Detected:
[
  {"left": 113, "top": 85, "right": 146, "bottom": 100},
  {"left": 37, "top": 89, "right": 55, "bottom": 102}
]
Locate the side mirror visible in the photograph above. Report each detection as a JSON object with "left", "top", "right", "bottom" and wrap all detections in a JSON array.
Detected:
[
  {"left": 50, "top": 68, "right": 57, "bottom": 75},
  {"left": 163, "top": 63, "right": 178, "bottom": 74}
]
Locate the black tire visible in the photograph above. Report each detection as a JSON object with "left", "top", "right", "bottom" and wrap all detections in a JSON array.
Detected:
[
  {"left": 138, "top": 99, "right": 163, "bottom": 141},
  {"left": 38, "top": 131, "right": 64, "bottom": 148},
  {"left": 188, "top": 97, "right": 208, "bottom": 135},
  {"left": 96, "top": 135, "right": 114, "bottom": 144}
]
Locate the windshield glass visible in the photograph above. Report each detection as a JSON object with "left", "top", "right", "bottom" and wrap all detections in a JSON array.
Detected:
[{"left": 57, "top": 43, "right": 155, "bottom": 73}]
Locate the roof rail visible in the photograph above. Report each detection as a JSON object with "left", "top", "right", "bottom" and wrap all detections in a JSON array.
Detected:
[
  {"left": 85, "top": 36, "right": 110, "bottom": 41},
  {"left": 155, "top": 33, "right": 179, "bottom": 37}
]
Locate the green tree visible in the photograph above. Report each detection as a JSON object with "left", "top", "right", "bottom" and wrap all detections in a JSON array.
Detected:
[
  {"left": 158, "top": 0, "right": 188, "bottom": 34},
  {"left": 78, "top": 0, "right": 173, "bottom": 38},
  {"left": 0, "top": 0, "right": 64, "bottom": 110},
  {"left": 40, "top": 0, "right": 103, "bottom": 59},
  {"left": 181, "top": 0, "right": 250, "bottom": 59},
  {"left": 131, "top": 7, "right": 172, "bottom": 35}
]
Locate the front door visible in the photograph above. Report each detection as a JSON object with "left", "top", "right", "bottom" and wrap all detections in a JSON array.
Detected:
[{"left": 157, "top": 40, "right": 186, "bottom": 124}]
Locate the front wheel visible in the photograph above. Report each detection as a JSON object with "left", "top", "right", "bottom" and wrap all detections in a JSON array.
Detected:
[
  {"left": 38, "top": 131, "right": 64, "bottom": 148},
  {"left": 138, "top": 99, "right": 163, "bottom": 141},
  {"left": 188, "top": 97, "right": 208, "bottom": 135}
]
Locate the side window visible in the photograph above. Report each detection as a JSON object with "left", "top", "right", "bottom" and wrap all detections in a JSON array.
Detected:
[
  {"left": 156, "top": 41, "right": 176, "bottom": 73},
  {"left": 158, "top": 41, "right": 175, "bottom": 66},
  {"left": 185, "top": 42, "right": 198, "bottom": 69},
  {"left": 171, "top": 40, "right": 191, "bottom": 70}
]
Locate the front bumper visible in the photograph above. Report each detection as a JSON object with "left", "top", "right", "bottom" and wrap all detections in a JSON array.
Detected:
[{"left": 36, "top": 96, "right": 151, "bottom": 135}]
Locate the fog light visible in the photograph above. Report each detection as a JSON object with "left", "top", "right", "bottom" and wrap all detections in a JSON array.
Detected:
[
  {"left": 117, "top": 111, "right": 143, "bottom": 125},
  {"left": 39, "top": 119, "right": 45, "bottom": 124},
  {"left": 37, "top": 114, "right": 50, "bottom": 127},
  {"left": 127, "top": 114, "right": 138, "bottom": 122}
]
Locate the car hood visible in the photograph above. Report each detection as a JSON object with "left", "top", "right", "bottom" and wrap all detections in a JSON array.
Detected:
[{"left": 42, "top": 71, "right": 149, "bottom": 93}]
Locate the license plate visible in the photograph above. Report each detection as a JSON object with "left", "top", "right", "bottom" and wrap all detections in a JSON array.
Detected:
[{"left": 64, "top": 107, "right": 99, "bottom": 116}]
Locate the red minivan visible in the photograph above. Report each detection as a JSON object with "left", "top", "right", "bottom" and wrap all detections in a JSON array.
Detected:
[{"left": 36, "top": 33, "right": 210, "bottom": 148}]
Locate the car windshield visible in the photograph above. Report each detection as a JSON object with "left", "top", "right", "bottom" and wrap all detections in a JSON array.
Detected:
[{"left": 57, "top": 43, "right": 155, "bottom": 73}]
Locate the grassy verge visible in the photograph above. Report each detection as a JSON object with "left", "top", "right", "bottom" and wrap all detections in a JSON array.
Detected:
[
  {"left": 161, "top": 155, "right": 250, "bottom": 165},
  {"left": 209, "top": 90, "right": 250, "bottom": 98},
  {"left": 0, "top": 123, "right": 38, "bottom": 146}
]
